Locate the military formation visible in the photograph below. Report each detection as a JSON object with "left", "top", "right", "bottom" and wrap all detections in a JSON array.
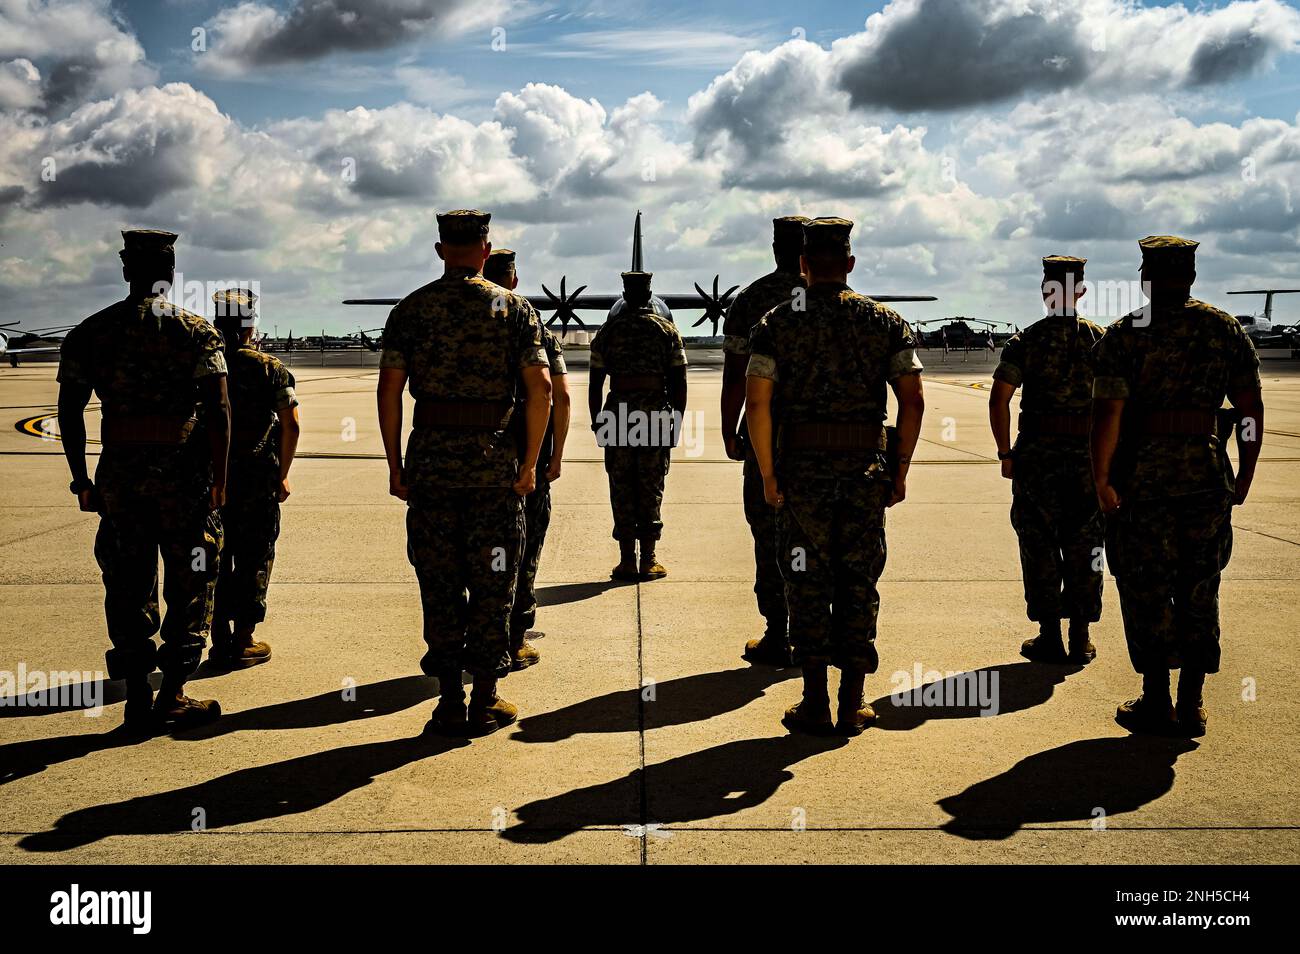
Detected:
[{"left": 58, "top": 218, "right": 1262, "bottom": 743}]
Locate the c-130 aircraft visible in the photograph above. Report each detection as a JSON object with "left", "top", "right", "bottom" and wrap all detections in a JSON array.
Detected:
[{"left": 343, "top": 211, "right": 938, "bottom": 335}]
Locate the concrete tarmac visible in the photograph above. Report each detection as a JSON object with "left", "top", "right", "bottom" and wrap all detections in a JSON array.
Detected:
[{"left": 2, "top": 352, "right": 1297, "bottom": 864}]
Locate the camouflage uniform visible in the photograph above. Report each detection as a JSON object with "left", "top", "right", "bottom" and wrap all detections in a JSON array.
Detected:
[
  {"left": 58, "top": 295, "right": 227, "bottom": 682},
  {"left": 994, "top": 314, "right": 1105, "bottom": 625},
  {"left": 747, "top": 284, "right": 923, "bottom": 671},
  {"left": 214, "top": 345, "right": 297, "bottom": 630},
  {"left": 381, "top": 267, "right": 547, "bottom": 677},
  {"left": 590, "top": 305, "right": 687, "bottom": 542},
  {"left": 723, "top": 266, "right": 805, "bottom": 633},
  {"left": 510, "top": 329, "right": 566, "bottom": 641},
  {"left": 1094, "top": 298, "right": 1260, "bottom": 675}
]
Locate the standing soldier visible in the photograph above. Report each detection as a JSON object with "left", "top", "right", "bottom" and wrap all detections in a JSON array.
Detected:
[
  {"left": 377, "top": 211, "right": 552, "bottom": 736},
  {"left": 988, "top": 256, "right": 1104, "bottom": 664},
  {"left": 56, "top": 229, "right": 227, "bottom": 730},
  {"left": 745, "top": 217, "right": 925, "bottom": 735},
  {"left": 209, "top": 288, "right": 300, "bottom": 670},
  {"left": 720, "top": 215, "right": 808, "bottom": 667},
  {"left": 1092, "top": 236, "right": 1264, "bottom": 737},
  {"left": 588, "top": 271, "right": 688, "bottom": 581},
  {"left": 483, "top": 248, "right": 572, "bottom": 670}
]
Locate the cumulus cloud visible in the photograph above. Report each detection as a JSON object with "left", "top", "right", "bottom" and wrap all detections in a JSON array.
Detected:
[
  {"left": 0, "top": 0, "right": 155, "bottom": 113},
  {"left": 203, "top": 0, "right": 512, "bottom": 70}
]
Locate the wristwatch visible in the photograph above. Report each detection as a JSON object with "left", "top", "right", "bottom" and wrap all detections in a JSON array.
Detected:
[
  {"left": 997, "top": 450, "right": 1014, "bottom": 460},
  {"left": 69, "top": 477, "right": 94, "bottom": 494}
]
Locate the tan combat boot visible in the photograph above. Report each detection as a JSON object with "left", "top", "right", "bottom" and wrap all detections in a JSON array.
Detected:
[
  {"left": 743, "top": 630, "right": 791, "bottom": 667},
  {"left": 1021, "top": 621, "right": 1068, "bottom": 663},
  {"left": 427, "top": 670, "right": 467, "bottom": 735},
  {"left": 782, "top": 665, "right": 833, "bottom": 735},
  {"left": 209, "top": 624, "right": 271, "bottom": 670},
  {"left": 1175, "top": 669, "right": 1208, "bottom": 737},
  {"left": 467, "top": 675, "right": 518, "bottom": 737},
  {"left": 1116, "top": 670, "right": 1177, "bottom": 735},
  {"left": 1067, "top": 620, "right": 1097, "bottom": 664},
  {"left": 153, "top": 680, "right": 221, "bottom": 730},
  {"left": 509, "top": 632, "right": 541, "bottom": 671},
  {"left": 639, "top": 539, "right": 667, "bottom": 580},
  {"left": 836, "top": 667, "right": 876, "bottom": 735},
  {"left": 611, "top": 540, "right": 639, "bottom": 581}
]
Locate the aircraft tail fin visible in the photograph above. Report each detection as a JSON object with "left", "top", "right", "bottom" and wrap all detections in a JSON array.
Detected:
[{"left": 631, "top": 210, "right": 643, "bottom": 272}]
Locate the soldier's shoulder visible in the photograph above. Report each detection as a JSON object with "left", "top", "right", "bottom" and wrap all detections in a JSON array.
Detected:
[
  {"left": 848, "top": 291, "right": 903, "bottom": 322},
  {"left": 391, "top": 280, "right": 445, "bottom": 316},
  {"left": 1078, "top": 317, "right": 1106, "bottom": 337},
  {"left": 64, "top": 301, "right": 122, "bottom": 344},
  {"left": 1186, "top": 299, "right": 1239, "bottom": 329},
  {"left": 242, "top": 347, "right": 287, "bottom": 374},
  {"left": 155, "top": 300, "right": 219, "bottom": 341}
]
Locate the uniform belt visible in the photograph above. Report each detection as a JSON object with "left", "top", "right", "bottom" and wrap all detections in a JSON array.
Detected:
[
  {"left": 100, "top": 415, "right": 196, "bottom": 445},
  {"left": 413, "top": 399, "right": 513, "bottom": 431},
  {"left": 609, "top": 373, "right": 665, "bottom": 393},
  {"left": 1138, "top": 409, "right": 1218, "bottom": 437},
  {"left": 782, "top": 421, "right": 883, "bottom": 452},
  {"left": 1018, "top": 412, "right": 1090, "bottom": 437},
  {"left": 231, "top": 424, "right": 272, "bottom": 455}
]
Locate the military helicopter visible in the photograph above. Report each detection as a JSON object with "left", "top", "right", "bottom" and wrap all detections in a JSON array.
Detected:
[
  {"left": 344, "top": 211, "right": 937, "bottom": 336},
  {"left": 0, "top": 321, "right": 72, "bottom": 367}
]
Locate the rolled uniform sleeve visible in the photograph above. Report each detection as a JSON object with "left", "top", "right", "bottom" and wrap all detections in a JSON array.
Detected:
[
  {"left": 1227, "top": 323, "right": 1262, "bottom": 391},
  {"left": 543, "top": 331, "right": 567, "bottom": 376},
  {"left": 56, "top": 327, "right": 91, "bottom": 386},
  {"left": 886, "top": 313, "right": 924, "bottom": 381},
  {"left": 1091, "top": 322, "right": 1131, "bottom": 399},
  {"left": 721, "top": 293, "right": 751, "bottom": 357},
  {"left": 273, "top": 365, "right": 298, "bottom": 411},
  {"left": 194, "top": 327, "right": 228, "bottom": 378},
  {"left": 515, "top": 300, "right": 548, "bottom": 369},
  {"left": 379, "top": 306, "right": 407, "bottom": 370},
  {"left": 746, "top": 319, "right": 778, "bottom": 381},
  {"left": 589, "top": 326, "right": 607, "bottom": 371},
  {"left": 668, "top": 327, "right": 688, "bottom": 369},
  {"left": 992, "top": 334, "right": 1024, "bottom": 387}
]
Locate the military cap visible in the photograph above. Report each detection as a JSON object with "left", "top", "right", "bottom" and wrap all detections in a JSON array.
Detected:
[
  {"left": 773, "top": 215, "right": 811, "bottom": 244},
  {"left": 120, "top": 229, "right": 178, "bottom": 255},
  {"left": 437, "top": 209, "right": 490, "bottom": 244},
  {"left": 621, "top": 270, "right": 653, "bottom": 289},
  {"left": 803, "top": 216, "right": 853, "bottom": 253},
  {"left": 1042, "top": 254, "right": 1086, "bottom": 276},
  {"left": 483, "top": 248, "right": 516, "bottom": 283},
  {"left": 1138, "top": 235, "right": 1198, "bottom": 271},
  {"left": 211, "top": 287, "right": 259, "bottom": 323}
]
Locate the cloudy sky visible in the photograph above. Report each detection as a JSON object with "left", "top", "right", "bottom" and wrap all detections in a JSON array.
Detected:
[{"left": 3, "top": 0, "right": 1300, "bottom": 335}]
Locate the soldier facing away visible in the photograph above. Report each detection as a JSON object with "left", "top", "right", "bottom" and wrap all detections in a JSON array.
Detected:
[
  {"left": 989, "top": 256, "right": 1104, "bottom": 664},
  {"left": 209, "top": 288, "right": 300, "bottom": 670},
  {"left": 745, "top": 217, "right": 926, "bottom": 735},
  {"left": 1091, "top": 235, "right": 1265, "bottom": 737},
  {"left": 482, "top": 248, "right": 572, "bottom": 671},
  {"left": 57, "top": 229, "right": 228, "bottom": 731},
  {"left": 720, "top": 215, "right": 809, "bottom": 667},
  {"left": 588, "top": 270, "right": 688, "bottom": 581},
  {"left": 377, "top": 210, "right": 552, "bottom": 736}
]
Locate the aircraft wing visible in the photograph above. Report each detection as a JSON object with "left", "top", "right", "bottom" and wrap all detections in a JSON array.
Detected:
[
  {"left": 5, "top": 346, "right": 61, "bottom": 354},
  {"left": 344, "top": 293, "right": 938, "bottom": 309}
]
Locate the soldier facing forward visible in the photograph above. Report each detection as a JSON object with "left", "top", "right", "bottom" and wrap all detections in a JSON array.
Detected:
[
  {"left": 720, "top": 215, "right": 808, "bottom": 667},
  {"left": 1091, "top": 235, "right": 1264, "bottom": 737},
  {"left": 209, "top": 288, "right": 300, "bottom": 670},
  {"left": 483, "top": 248, "right": 571, "bottom": 670},
  {"left": 57, "top": 229, "right": 228, "bottom": 731},
  {"left": 989, "top": 256, "right": 1104, "bottom": 664},
  {"left": 378, "top": 211, "right": 552, "bottom": 736},
  {"left": 745, "top": 217, "right": 925, "bottom": 736},
  {"left": 588, "top": 271, "right": 687, "bottom": 581}
]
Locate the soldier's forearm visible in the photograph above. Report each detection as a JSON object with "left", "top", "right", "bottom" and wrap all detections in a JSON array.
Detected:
[
  {"left": 720, "top": 353, "right": 747, "bottom": 437},
  {"left": 278, "top": 409, "right": 301, "bottom": 480},
  {"left": 376, "top": 371, "right": 406, "bottom": 473},
  {"left": 989, "top": 401, "right": 1012, "bottom": 454},
  {"left": 522, "top": 388, "right": 552, "bottom": 469},
  {"left": 57, "top": 388, "right": 91, "bottom": 482},
  {"left": 1090, "top": 402, "right": 1123, "bottom": 487}
]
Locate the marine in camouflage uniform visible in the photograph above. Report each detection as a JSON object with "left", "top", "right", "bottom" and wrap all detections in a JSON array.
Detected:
[
  {"left": 483, "top": 248, "right": 571, "bottom": 671},
  {"left": 746, "top": 217, "right": 926, "bottom": 736},
  {"left": 588, "top": 270, "right": 688, "bottom": 580},
  {"left": 1092, "top": 235, "right": 1264, "bottom": 737},
  {"left": 721, "top": 215, "right": 808, "bottom": 666},
  {"left": 378, "top": 211, "right": 552, "bottom": 736},
  {"left": 210, "top": 288, "right": 300, "bottom": 670},
  {"left": 56, "top": 229, "right": 227, "bottom": 731},
  {"left": 989, "top": 256, "right": 1104, "bottom": 664}
]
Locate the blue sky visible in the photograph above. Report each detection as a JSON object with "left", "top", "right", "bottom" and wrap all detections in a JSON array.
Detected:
[{"left": 3, "top": 0, "right": 1300, "bottom": 333}]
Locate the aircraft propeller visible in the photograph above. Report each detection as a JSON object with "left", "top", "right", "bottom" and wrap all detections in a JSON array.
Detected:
[
  {"left": 690, "top": 275, "right": 739, "bottom": 336},
  {"left": 541, "top": 276, "right": 591, "bottom": 335}
]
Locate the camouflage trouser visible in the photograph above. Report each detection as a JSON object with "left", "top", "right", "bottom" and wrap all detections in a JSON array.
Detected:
[
  {"left": 510, "top": 474, "right": 552, "bottom": 644},
  {"left": 407, "top": 488, "right": 524, "bottom": 677},
  {"left": 214, "top": 493, "right": 281, "bottom": 630},
  {"left": 94, "top": 496, "right": 222, "bottom": 682},
  {"left": 1105, "top": 490, "right": 1234, "bottom": 674},
  {"left": 743, "top": 451, "right": 786, "bottom": 633},
  {"left": 604, "top": 445, "right": 670, "bottom": 541},
  {"left": 777, "top": 471, "right": 891, "bottom": 671},
  {"left": 1009, "top": 446, "right": 1103, "bottom": 624}
]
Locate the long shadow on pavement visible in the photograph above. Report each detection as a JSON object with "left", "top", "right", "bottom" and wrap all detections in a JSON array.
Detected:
[
  {"left": 18, "top": 732, "right": 468, "bottom": 852},
  {"left": 937, "top": 735, "right": 1200, "bottom": 840},
  {"left": 870, "top": 661, "right": 1080, "bottom": 730},
  {"left": 512, "top": 665, "right": 797, "bottom": 743},
  {"left": 504, "top": 734, "right": 846, "bottom": 842},
  {"left": 1, "top": 667, "right": 224, "bottom": 719},
  {"left": 536, "top": 580, "right": 630, "bottom": 607},
  {"left": 0, "top": 675, "right": 441, "bottom": 786}
]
